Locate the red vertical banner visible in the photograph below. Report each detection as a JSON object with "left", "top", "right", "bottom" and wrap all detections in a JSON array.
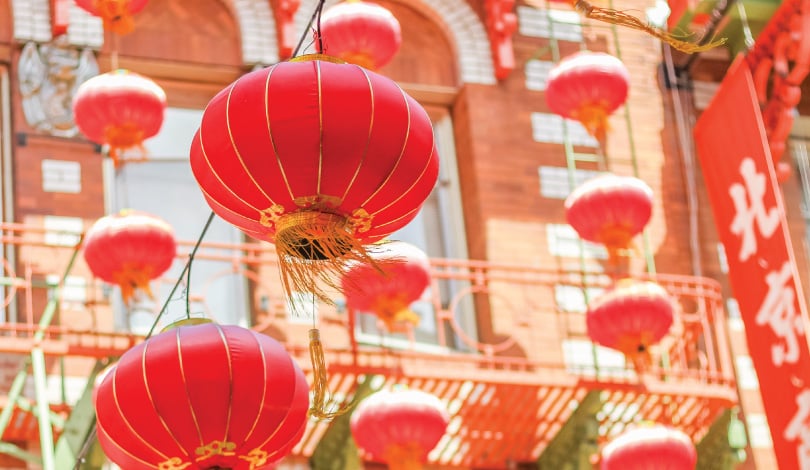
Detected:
[{"left": 695, "top": 56, "right": 810, "bottom": 469}]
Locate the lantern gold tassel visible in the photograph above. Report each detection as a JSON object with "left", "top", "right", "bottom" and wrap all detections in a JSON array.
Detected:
[
  {"left": 308, "top": 328, "right": 352, "bottom": 420},
  {"left": 273, "top": 211, "right": 379, "bottom": 305},
  {"left": 384, "top": 443, "right": 425, "bottom": 470},
  {"left": 558, "top": 0, "right": 726, "bottom": 54}
]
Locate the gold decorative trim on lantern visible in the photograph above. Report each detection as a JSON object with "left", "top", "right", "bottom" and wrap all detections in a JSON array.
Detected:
[{"left": 289, "top": 54, "right": 347, "bottom": 64}]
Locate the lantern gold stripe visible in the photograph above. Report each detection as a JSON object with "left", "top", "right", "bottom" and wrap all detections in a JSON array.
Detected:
[
  {"left": 339, "top": 65, "right": 375, "bottom": 205},
  {"left": 215, "top": 324, "right": 235, "bottom": 444},
  {"left": 371, "top": 205, "right": 420, "bottom": 231},
  {"left": 198, "top": 123, "right": 266, "bottom": 215},
  {"left": 264, "top": 64, "right": 296, "bottom": 202},
  {"left": 111, "top": 366, "right": 170, "bottom": 460},
  {"left": 226, "top": 76, "right": 277, "bottom": 207},
  {"left": 316, "top": 60, "right": 324, "bottom": 196},
  {"left": 176, "top": 328, "right": 206, "bottom": 446},
  {"left": 247, "top": 353, "right": 300, "bottom": 458},
  {"left": 239, "top": 332, "right": 269, "bottom": 445},
  {"left": 360, "top": 84, "right": 412, "bottom": 208},
  {"left": 96, "top": 419, "right": 162, "bottom": 469},
  {"left": 141, "top": 338, "right": 191, "bottom": 460},
  {"left": 370, "top": 142, "right": 436, "bottom": 217}
]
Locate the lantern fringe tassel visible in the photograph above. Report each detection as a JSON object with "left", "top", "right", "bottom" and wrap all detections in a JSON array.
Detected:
[
  {"left": 273, "top": 211, "right": 380, "bottom": 306},
  {"left": 308, "top": 328, "right": 353, "bottom": 420},
  {"left": 92, "top": 0, "right": 137, "bottom": 35},
  {"left": 617, "top": 332, "right": 655, "bottom": 374},
  {"left": 525, "top": 0, "right": 725, "bottom": 53},
  {"left": 384, "top": 443, "right": 425, "bottom": 470}
]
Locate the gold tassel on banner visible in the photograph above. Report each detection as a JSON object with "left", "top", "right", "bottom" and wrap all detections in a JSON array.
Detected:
[{"left": 308, "top": 328, "right": 352, "bottom": 420}]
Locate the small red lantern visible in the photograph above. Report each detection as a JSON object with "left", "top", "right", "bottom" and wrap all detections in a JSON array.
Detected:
[
  {"left": 351, "top": 387, "right": 449, "bottom": 470},
  {"left": 546, "top": 51, "right": 630, "bottom": 140},
  {"left": 83, "top": 209, "right": 176, "bottom": 303},
  {"left": 601, "top": 423, "right": 696, "bottom": 470},
  {"left": 75, "top": 0, "right": 149, "bottom": 35},
  {"left": 95, "top": 322, "right": 309, "bottom": 469},
  {"left": 320, "top": 0, "right": 402, "bottom": 70},
  {"left": 587, "top": 280, "right": 675, "bottom": 370},
  {"left": 341, "top": 241, "right": 430, "bottom": 331},
  {"left": 73, "top": 69, "right": 166, "bottom": 167},
  {"left": 565, "top": 174, "right": 653, "bottom": 260}
]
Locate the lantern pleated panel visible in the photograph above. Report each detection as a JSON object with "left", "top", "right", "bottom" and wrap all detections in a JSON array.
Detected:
[
  {"left": 341, "top": 241, "right": 430, "bottom": 331},
  {"left": 83, "top": 209, "right": 176, "bottom": 303},
  {"left": 351, "top": 387, "right": 449, "bottom": 470},
  {"left": 320, "top": 0, "right": 402, "bottom": 70},
  {"left": 94, "top": 322, "right": 309, "bottom": 470},
  {"left": 189, "top": 54, "right": 438, "bottom": 301},
  {"left": 545, "top": 52, "right": 630, "bottom": 140},
  {"left": 564, "top": 174, "right": 653, "bottom": 259},
  {"left": 586, "top": 280, "right": 675, "bottom": 369},
  {"left": 601, "top": 424, "right": 697, "bottom": 470},
  {"left": 73, "top": 69, "right": 167, "bottom": 167},
  {"left": 75, "top": 0, "right": 149, "bottom": 35}
]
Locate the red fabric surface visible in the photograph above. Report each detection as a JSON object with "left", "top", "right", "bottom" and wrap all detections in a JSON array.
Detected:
[
  {"left": 601, "top": 424, "right": 696, "bottom": 470},
  {"left": 320, "top": 1, "right": 402, "bottom": 69},
  {"left": 545, "top": 51, "right": 630, "bottom": 120}
]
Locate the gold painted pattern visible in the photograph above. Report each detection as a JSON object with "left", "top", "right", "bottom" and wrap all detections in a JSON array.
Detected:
[
  {"left": 264, "top": 64, "right": 296, "bottom": 202},
  {"left": 339, "top": 65, "right": 376, "bottom": 204},
  {"left": 239, "top": 448, "right": 270, "bottom": 470},
  {"left": 360, "top": 85, "right": 412, "bottom": 207},
  {"left": 140, "top": 340, "right": 191, "bottom": 460},
  {"left": 157, "top": 458, "right": 191, "bottom": 470},
  {"left": 258, "top": 204, "right": 287, "bottom": 228},
  {"left": 195, "top": 440, "right": 236, "bottom": 461},
  {"left": 348, "top": 208, "right": 373, "bottom": 233},
  {"left": 225, "top": 75, "right": 277, "bottom": 206},
  {"left": 175, "top": 328, "right": 205, "bottom": 446}
]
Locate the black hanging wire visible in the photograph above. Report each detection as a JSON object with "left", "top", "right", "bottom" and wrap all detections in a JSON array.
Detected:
[{"left": 73, "top": 2, "right": 331, "bottom": 467}]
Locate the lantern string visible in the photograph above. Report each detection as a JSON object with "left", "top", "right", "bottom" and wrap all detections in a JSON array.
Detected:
[
  {"left": 146, "top": 210, "right": 216, "bottom": 337},
  {"left": 292, "top": 0, "right": 327, "bottom": 58}
]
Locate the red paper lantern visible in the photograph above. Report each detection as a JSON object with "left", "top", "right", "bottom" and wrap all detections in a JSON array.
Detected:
[
  {"left": 341, "top": 241, "right": 430, "bottom": 331},
  {"left": 94, "top": 322, "right": 309, "bottom": 470},
  {"left": 601, "top": 424, "right": 696, "bottom": 470},
  {"left": 189, "top": 54, "right": 438, "bottom": 300},
  {"left": 587, "top": 280, "right": 675, "bottom": 369},
  {"left": 75, "top": 0, "right": 149, "bottom": 35},
  {"left": 565, "top": 174, "right": 653, "bottom": 259},
  {"left": 73, "top": 69, "right": 166, "bottom": 167},
  {"left": 545, "top": 51, "right": 630, "bottom": 140},
  {"left": 351, "top": 387, "right": 449, "bottom": 470},
  {"left": 83, "top": 209, "right": 176, "bottom": 303},
  {"left": 320, "top": 0, "right": 402, "bottom": 70}
]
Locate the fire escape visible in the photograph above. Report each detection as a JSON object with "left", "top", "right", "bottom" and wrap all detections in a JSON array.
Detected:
[{"left": 0, "top": 218, "right": 741, "bottom": 468}]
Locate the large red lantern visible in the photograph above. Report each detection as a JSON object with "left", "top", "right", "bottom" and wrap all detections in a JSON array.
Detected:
[
  {"left": 189, "top": 55, "right": 437, "bottom": 301},
  {"left": 190, "top": 54, "right": 437, "bottom": 418},
  {"left": 94, "top": 322, "right": 309, "bottom": 469},
  {"left": 565, "top": 174, "right": 653, "bottom": 260},
  {"left": 586, "top": 280, "right": 675, "bottom": 370},
  {"left": 75, "top": 0, "right": 149, "bottom": 35},
  {"left": 601, "top": 423, "right": 697, "bottom": 470},
  {"left": 351, "top": 387, "right": 449, "bottom": 470},
  {"left": 83, "top": 209, "right": 176, "bottom": 303},
  {"left": 73, "top": 69, "right": 166, "bottom": 167},
  {"left": 545, "top": 52, "right": 630, "bottom": 140},
  {"left": 320, "top": 0, "right": 402, "bottom": 70},
  {"left": 341, "top": 241, "right": 430, "bottom": 331}
]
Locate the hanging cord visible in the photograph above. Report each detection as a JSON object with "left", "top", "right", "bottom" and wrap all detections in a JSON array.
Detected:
[{"left": 291, "top": 0, "right": 327, "bottom": 58}]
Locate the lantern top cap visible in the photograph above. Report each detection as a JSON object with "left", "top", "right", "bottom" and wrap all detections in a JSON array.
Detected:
[
  {"left": 159, "top": 317, "right": 214, "bottom": 333},
  {"left": 566, "top": 173, "right": 653, "bottom": 205},
  {"left": 289, "top": 54, "right": 347, "bottom": 64},
  {"left": 322, "top": 0, "right": 399, "bottom": 22},
  {"left": 602, "top": 424, "right": 695, "bottom": 458}
]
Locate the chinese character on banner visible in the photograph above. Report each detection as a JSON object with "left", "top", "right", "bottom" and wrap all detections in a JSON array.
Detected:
[
  {"left": 785, "top": 390, "right": 810, "bottom": 469},
  {"left": 694, "top": 55, "right": 810, "bottom": 470}
]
